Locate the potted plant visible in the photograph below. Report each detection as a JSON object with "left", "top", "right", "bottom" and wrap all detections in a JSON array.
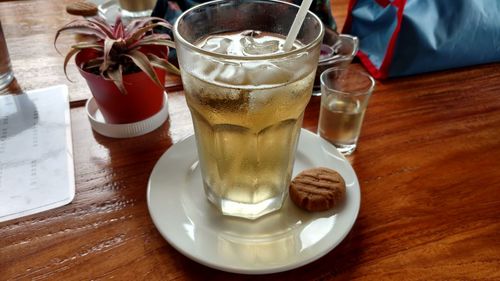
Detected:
[{"left": 54, "top": 16, "right": 179, "bottom": 124}]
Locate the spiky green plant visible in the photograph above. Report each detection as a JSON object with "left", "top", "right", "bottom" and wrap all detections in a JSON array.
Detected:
[{"left": 55, "top": 16, "right": 179, "bottom": 94}]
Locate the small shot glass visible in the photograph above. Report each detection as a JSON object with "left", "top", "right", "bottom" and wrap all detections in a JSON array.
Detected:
[
  {"left": 318, "top": 66, "right": 375, "bottom": 155},
  {"left": 118, "top": 0, "right": 156, "bottom": 18}
]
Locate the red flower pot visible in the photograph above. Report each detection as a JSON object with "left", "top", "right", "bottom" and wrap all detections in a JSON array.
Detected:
[{"left": 76, "top": 47, "right": 167, "bottom": 124}]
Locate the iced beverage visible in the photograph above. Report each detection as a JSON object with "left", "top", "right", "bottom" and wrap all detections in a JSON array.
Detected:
[{"left": 174, "top": 0, "right": 324, "bottom": 219}]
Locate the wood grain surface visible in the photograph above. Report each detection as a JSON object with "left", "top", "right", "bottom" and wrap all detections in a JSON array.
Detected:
[{"left": 1, "top": 0, "right": 500, "bottom": 280}]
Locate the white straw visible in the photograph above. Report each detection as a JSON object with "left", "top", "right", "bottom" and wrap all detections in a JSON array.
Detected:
[{"left": 283, "top": 0, "right": 314, "bottom": 51}]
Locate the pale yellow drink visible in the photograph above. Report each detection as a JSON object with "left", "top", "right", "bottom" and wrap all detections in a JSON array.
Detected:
[
  {"left": 318, "top": 98, "right": 366, "bottom": 148},
  {"left": 181, "top": 31, "right": 315, "bottom": 218},
  {"left": 118, "top": 0, "right": 155, "bottom": 11}
]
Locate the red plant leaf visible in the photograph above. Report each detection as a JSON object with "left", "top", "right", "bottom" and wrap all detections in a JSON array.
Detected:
[
  {"left": 124, "top": 18, "right": 153, "bottom": 34},
  {"left": 112, "top": 17, "right": 125, "bottom": 38},
  {"left": 62, "top": 48, "right": 82, "bottom": 82},
  {"left": 132, "top": 39, "right": 175, "bottom": 50},
  {"left": 124, "top": 50, "right": 164, "bottom": 89},
  {"left": 143, "top": 33, "right": 172, "bottom": 40},
  {"left": 125, "top": 17, "right": 171, "bottom": 34},
  {"left": 148, "top": 54, "right": 180, "bottom": 76},
  {"left": 125, "top": 22, "right": 173, "bottom": 46},
  {"left": 107, "top": 65, "right": 127, "bottom": 95},
  {"left": 100, "top": 38, "right": 119, "bottom": 73},
  {"left": 130, "top": 34, "right": 174, "bottom": 49},
  {"left": 54, "top": 22, "right": 107, "bottom": 53},
  {"left": 83, "top": 58, "right": 104, "bottom": 70},
  {"left": 71, "top": 42, "right": 103, "bottom": 50},
  {"left": 86, "top": 17, "right": 116, "bottom": 38}
]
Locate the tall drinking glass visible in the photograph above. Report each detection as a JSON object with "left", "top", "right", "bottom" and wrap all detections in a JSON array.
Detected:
[{"left": 174, "top": 0, "right": 324, "bottom": 219}]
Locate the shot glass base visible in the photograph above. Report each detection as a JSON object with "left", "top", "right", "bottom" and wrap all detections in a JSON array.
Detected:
[
  {"left": 205, "top": 184, "right": 286, "bottom": 220},
  {"left": 120, "top": 9, "right": 152, "bottom": 19},
  {"left": 312, "top": 86, "right": 322, "bottom": 96},
  {"left": 333, "top": 143, "right": 357, "bottom": 155}
]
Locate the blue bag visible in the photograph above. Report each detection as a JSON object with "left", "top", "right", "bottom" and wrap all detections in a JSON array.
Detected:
[{"left": 342, "top": 0, "right": 500, "bottom": 79}]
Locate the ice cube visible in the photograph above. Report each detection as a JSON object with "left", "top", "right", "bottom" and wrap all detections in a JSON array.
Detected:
[
  {"left": 246, "top": 62, "right": 291, "bottom": 86},
  {"left": 201, "top": 37, "right": 233, "bottom": 54},
  {"left": 240, "top": 31, "right": 281, "bottom": 56},
  {"left": 214, "top": 64, "right": 249, "bottom": 85}
]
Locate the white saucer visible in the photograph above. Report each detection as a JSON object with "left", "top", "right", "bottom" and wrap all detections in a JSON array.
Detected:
[
  {"left": 85, "top": 92, "right": 169, "bottom": 138},
  {"left": 147, "top": 129, "right": 360, "bottom": 274}
]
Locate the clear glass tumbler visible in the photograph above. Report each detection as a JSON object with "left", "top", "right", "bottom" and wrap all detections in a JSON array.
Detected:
[
  {"left": 174, "top": 0, "right": 324, "bottom": 219},
  {"left": 0, "top": 20, "right": 14, "bottom": 91},
  {"left": 318, "top": 66, "right": 375, "bottom": 155}
]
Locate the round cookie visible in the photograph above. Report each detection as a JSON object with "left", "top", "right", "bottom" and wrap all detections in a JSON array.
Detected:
[
  {"left": 289, "top": 167, "right": 346, "bottom": 212},
  {"left": 66, "top": 1, "right": 98, "bottom": 17}
]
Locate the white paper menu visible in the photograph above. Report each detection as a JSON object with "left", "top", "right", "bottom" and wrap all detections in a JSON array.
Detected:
[{"left": 0, "top": 85, "right": 75, "bottom": 222}]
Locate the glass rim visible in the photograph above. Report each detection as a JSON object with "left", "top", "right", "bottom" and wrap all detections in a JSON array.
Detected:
[
  {"left": 320, "top": 67, "right": 375, "bottom": 97},
  {"left": 173, "top": 0, "right": 325, "bottom": 61}
]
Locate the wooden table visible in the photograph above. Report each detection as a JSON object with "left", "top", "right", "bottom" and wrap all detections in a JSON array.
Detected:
[{"left": 1, "top": 1, "right": 499, "bottom": 280}]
